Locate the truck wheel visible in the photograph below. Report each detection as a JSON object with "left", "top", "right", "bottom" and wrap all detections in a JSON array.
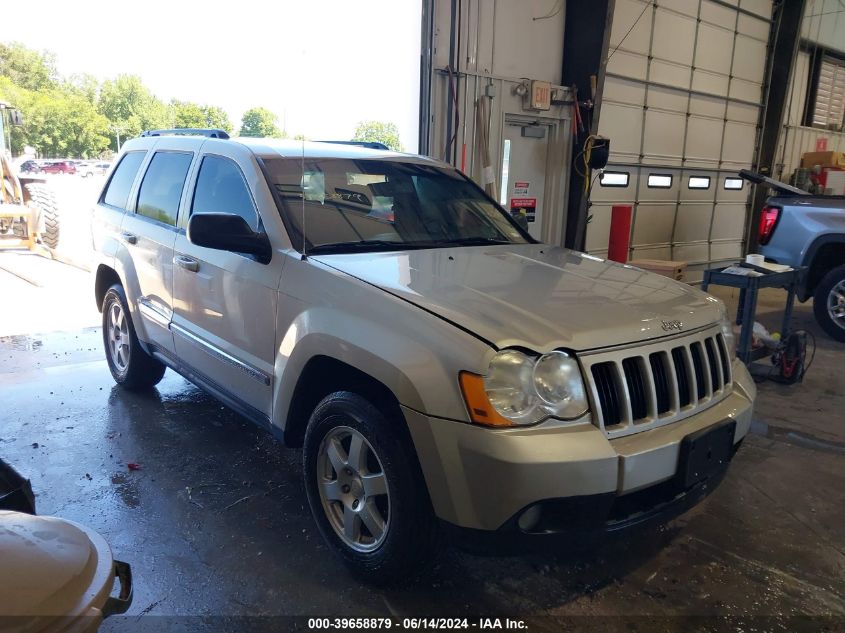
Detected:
[
  {"left": 813, "top": 264, "right": 845, "bottom": 342},
  {"left": 102, "top": 284, "right": 167, "bottom": 390},
  {"left": 303, "top": 391, "right": 438, "bottom": 584},
  {"left": 24, "top": 183, "right": 60, "bottom": 249}
]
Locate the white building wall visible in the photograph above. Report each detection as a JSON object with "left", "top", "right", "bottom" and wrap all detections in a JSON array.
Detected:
[
  {"left": 776, "top": 1, "right": 845, "bottom": 180},
  {"left": 424, "top": 0, "right": 574, "bottom": 245}
]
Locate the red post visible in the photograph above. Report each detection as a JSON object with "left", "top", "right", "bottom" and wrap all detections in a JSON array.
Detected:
[{"left": 608, "top": 205, "right": 633, "bottom": 263}]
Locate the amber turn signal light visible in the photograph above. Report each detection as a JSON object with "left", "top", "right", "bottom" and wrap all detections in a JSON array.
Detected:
[{"left": 459, "top": 371, "right": 513, "bottom": 427}]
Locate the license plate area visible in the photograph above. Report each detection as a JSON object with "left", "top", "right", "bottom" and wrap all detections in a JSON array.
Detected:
[{"left": 677, "top": 420, "right": 736, "bottom": 489}]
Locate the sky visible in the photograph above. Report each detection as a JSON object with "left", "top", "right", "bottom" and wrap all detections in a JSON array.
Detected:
[{"left": 0, "top": 0, "right": 422, "bottom": 151}]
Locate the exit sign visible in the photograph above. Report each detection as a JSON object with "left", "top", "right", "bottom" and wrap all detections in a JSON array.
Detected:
[{"left": 530, "top": 80, "right": 551, "bottom": 111}]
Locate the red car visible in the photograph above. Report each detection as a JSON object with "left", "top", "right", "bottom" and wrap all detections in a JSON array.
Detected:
[{"left": 41, "top": 161, "right": 77, "bottom": 174}]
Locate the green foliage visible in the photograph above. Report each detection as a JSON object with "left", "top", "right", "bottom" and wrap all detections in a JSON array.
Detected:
[
  {"left": 97, "top": 74, "right": 169, "bottom": 149},
  {"left": 0, "top": 41, "right": 275, "bottom": 158},
  {"left": 0, "top": 42, "right": 58, "bottom": 91},
  {"left": 239, "top": 107, "right": 284, "bottom": 138},
  {"left": 66, "top": 73, "right": 100, "bottom": 105},
  {"left": 352, "top": 120, "right": 403, "bottom": 151},
  {"left": 170, "top": 100, "right": 232, "bottom": 133},
  {"left": 0, "top": 76, "right": 110, "bottom": 158}
]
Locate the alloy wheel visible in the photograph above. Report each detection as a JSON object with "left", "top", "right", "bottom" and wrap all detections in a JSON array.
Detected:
[
  {"left": 827, "top": 280, "right": 845, "bottom": 331},
  {"left": 316, "top": 425, "right": 390, "bottom": 552},
  {"left": 107, "top": 302, "right": 130, "bottom": 372}
]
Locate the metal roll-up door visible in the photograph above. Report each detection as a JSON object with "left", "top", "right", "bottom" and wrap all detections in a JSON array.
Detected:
[{"left": 588, "top": 0, "right": 773, "bottom": 282}]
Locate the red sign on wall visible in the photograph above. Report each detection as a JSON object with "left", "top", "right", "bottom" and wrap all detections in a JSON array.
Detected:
[{"left": 816, "top": 137, "right": 828, "bottom": 152}]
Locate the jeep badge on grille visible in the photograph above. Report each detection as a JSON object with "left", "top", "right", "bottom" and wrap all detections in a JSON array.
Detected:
[{"left": 662, "top": 320, "right": 683, "bottom": 331}]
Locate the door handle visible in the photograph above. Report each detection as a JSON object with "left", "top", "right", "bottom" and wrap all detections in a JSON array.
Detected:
[
  {"left": 174, "top": 255, "right": 199, "bottom": 272},
  {"left": 121, "top": 232, "right": 137, "bottom": 245}
]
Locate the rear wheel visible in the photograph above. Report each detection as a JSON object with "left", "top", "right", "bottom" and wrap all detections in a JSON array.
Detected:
[
  {"left": 24, "top": 183, "right": 60, "bottom": 249},
  {"left": 303, "top": 391, "right": 438, "bottom": 584},
  {"left": 813, "top": 263, "right": 845, "bottom": 342},
  {"left": 102, "top": 284, "right": 167, "bottom": 390}
]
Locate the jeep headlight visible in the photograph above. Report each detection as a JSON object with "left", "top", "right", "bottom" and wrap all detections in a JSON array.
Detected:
[
  {"left": 716, "top": 302, "right": 737, "bottom": 359},
  {"left": 460, "top": 350, "right": 589, "bottom": 427}
]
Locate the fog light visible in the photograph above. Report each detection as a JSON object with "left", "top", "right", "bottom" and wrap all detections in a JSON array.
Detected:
[{"left": 517, "top": 505, "right": 542, "bottom": 531}]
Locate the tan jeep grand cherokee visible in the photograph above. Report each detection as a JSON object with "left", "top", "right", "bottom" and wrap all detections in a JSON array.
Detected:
[{"left": 92, "top": 129, "right": 755, "bottom": 582}]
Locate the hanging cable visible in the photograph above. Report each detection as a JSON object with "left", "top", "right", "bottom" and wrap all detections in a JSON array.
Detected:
[
  {"left": 607, "top": 1, "right": 654, "bottom": 61},
  {"left": 533, "top": 0, "right": 563, "bottom": 21}
]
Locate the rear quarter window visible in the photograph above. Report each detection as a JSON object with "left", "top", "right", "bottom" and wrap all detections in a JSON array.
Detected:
[{"left": 102, "top": 151, "right": 146, "bottom": 210}]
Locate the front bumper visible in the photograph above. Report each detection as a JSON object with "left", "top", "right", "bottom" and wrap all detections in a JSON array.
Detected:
[{"left": 405, "top": 360, "right": 755, "bottom": 532}]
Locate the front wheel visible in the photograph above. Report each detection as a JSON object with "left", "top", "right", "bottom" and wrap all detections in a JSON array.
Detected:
[
  {"left": 813, "top": 264, "right": 845, "bottom": 342},
  {"left": 303, "top": 391, "right": 438, "bottom": 584},
  {"left": 24, "top": 183, "right": 60, "bottom": 249},
  {"left": 102, "top": 284, "right": 167, "bottom": 390}
]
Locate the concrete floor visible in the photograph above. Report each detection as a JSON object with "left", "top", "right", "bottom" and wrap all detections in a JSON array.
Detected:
[{"left": 1, "top": 256, "right": 843, "bottom": 631}]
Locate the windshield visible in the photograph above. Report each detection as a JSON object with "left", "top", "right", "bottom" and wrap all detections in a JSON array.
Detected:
[{"left": 262, "top": 157, "right": 531, "bottom": 253}]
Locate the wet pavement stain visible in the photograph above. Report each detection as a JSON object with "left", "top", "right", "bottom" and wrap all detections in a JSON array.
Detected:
[{"left": 110, "top": 472, "right": 141, "bottom": 508}]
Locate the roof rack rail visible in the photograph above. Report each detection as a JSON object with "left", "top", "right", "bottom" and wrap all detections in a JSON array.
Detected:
[
  {"left": 317, "top": 140, "right": 389, "bottom": 150},
  {"left": 140, "top": 128, "right": 230, "bottom": 139}
]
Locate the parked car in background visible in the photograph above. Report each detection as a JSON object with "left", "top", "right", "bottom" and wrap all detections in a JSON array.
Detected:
[
  {"left": 41, "top": 161, "right": 77, "bottom": 175},
  {"left": 80, "top": 162, "right": 111, "bottom": 178},
  {"left": 744, "top": 169, "right": 845, "bottom": 342},
  {"left": 19, "top": 160, "right": 41, "bottom": 174}
]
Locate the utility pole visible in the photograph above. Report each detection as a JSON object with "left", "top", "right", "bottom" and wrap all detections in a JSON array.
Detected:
[{"left": 110, "top": 125, "right": 126, "bottom": 153}]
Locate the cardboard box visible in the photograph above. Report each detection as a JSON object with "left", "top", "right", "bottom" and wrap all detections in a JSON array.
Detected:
[
  {"left": 629, "top": 259, "right": 688, "bottom": 281},
  {"left": 800, "top": 151, "right": 845, "bottom": 169}
]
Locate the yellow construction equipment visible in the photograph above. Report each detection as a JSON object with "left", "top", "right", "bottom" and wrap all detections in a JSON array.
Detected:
[{"left": 0, "top": 101, "right": 60, "bottom": 251}]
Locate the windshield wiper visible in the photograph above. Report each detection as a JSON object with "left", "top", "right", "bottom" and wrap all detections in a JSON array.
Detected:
[{"left": 308, "top": 240, "right": 436, "bottom": 254}]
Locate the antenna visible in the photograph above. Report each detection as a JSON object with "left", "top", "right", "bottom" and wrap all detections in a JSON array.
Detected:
[{"left": 301, "top": 137, "right": 307, "bottom": 260}]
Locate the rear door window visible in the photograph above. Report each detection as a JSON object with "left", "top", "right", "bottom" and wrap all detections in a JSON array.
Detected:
[
  {"left": 191, "top": 155, "right": 259, "bottom": 230},
  {"left": 136, "top": 152, "right": 194, "bottom": 227},
  {"left": 102, "top": 151, "right": 146, "bottom": 210}
]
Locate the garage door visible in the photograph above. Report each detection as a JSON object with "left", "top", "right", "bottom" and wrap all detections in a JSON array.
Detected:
[{"left": 586, "top": 0, "right": 773, "bottom": 281}]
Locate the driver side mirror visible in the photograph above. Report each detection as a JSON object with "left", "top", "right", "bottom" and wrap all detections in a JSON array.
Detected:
[{"left": 187, "top": 212, "right": 272, "bottom": 264}]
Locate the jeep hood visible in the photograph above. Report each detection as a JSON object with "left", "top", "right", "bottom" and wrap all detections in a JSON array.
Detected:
[{"left": 315, "top": 244, "right": 722, "bottom": 351}]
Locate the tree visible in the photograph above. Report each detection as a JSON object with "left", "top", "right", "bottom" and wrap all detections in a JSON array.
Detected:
[
  {"left": 239, "top": 107, "right": 283, "bottom": 138},
  {"left": 0, "top": 42, "right": 58, "bottom": 91},
  {"left": 201, "top": 105, "right": 232, "bottom": 133},
  {"left": 66, "top": 73, "right": 100, "bottom": 105},
  {"left": 170, "top": 99, "right": 206, "bottom": 129},
  {"left": 0, "top": 76, "right": 110, "bottom": 157},
  {"left": 97, "top": 74, "right": 169, "bottom": 149},
  {"left": 352, "top": 120, "right": 403, "bottom": 151},
  {"left": 169, "top": 100, "right": 233, "bottom": 133}
]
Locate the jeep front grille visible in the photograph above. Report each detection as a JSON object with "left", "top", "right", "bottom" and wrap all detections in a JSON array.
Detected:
[{"left": 582, "top": 327, "right": 733, "bottom": 438}]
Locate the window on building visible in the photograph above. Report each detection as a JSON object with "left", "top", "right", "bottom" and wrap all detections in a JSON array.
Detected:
[
  {"left": 810, "top": 56, "right": 845, "bottom": 131},
  {"left": 647, "top": 174, "right": 672, "bottom": 188},
  {"left": 599, "top": 171, "right": 629, "bottom": 187}
]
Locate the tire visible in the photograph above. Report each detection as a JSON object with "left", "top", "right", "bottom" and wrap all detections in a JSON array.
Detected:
[
  {"left": 813, "top": 264, "right": 845, "bottom": 342},
  {"left": 102, "top": 284, "right": 167, "bottom": 390},
  {"left": 303, "top": 391, "right": 439, "bottom": 584},
  {"left": 24, "top": 183, "right": 60, "bottom": 249}
]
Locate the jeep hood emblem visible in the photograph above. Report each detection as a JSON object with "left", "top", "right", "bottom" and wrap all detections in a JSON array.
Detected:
[{"left": 661, "top": 319, "right": 683, "bottom": 332}]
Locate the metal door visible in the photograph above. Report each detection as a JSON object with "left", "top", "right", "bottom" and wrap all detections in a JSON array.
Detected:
[{"left": 500, "top": 120, "right": 551, "bottom": 241}]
